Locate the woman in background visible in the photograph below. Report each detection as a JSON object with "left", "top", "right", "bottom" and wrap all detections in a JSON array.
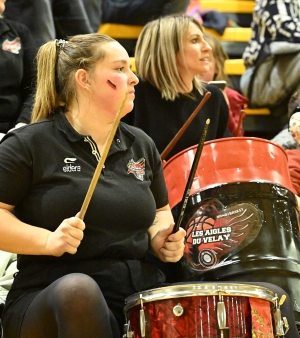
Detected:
[
  {"left": 122, "top": 14, "right": 231, "bottom": 160},
  {"left": 198, "top": 32, "right": 248, "bottom": 136}
]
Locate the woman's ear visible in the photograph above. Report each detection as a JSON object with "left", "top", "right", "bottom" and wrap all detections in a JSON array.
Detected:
[{"left": 75, "top": 69, "right": 91, "bottom": 90}]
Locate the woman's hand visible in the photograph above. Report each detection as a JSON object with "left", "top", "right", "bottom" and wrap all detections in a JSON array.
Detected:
[
  {"left": 150, "top": 223, "right": 186, "bottom": 263},
  {"left": 45, "top": 216, "right": 85, "bottom": 256}
]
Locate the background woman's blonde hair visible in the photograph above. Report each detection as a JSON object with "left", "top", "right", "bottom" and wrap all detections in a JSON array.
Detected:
[
  {"left": 135, "top": 14, "right": 204, "bottom": 101},
  {"left": 203, "top": 32, "right": 230, "bottom": 84},
  {"left": 31, "top": 33, "right": 116, "bottom": 123}
]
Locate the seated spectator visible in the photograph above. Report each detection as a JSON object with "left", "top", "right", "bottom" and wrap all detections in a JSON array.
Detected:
[
  {"left": 198, "top": 32, "right": 248, "bottom": 136},
  {"left": 4, "top": 0, "right": 93, "bottom": 48},
  {"left": 0, "top": 0, "right": 36, "bottom": 135},
  {"left": 83, "top": 0, "right": 190, "bottom": 55},
  {"left": 240, "top": 0, "right": 300, "bottom": 128},
  {"left": 83, "top": 0, "right": 190, "bottom": 31},
  {"left": 122, "top": 14, "right": 231, "bottom": 161},
  {"left": 271, "top": 90, "right": 300, "bottom": 208},
  {"left": 271, "top": 91, "right": 300, "bottom": 150},
  {"left": 285, "top": 93, "right": 300, "bottom": 201}
]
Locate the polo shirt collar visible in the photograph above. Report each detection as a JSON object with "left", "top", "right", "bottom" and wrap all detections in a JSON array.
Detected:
[
  {"left": 53, "top": 109, "right": 135, "bottom": 151},
  {"left": 54, "top": 109, "right": 84, "bottom": 142}
]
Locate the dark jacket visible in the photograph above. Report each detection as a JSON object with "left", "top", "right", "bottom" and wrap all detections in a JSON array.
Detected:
[
  {"left": 0, "top": 18, "right": 36, "bottom": 133},
  {"left": 123, "top": 80, "right": 231, "bottom": 160}
]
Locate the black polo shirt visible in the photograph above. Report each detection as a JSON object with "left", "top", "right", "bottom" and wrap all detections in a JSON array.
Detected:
[{"left": 0, "top": 110, "right": 168, "bottom": 311}]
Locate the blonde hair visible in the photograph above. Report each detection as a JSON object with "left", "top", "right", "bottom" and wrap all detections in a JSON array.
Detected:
[
  {"left": 31, "top": 33, "right": 116, "bottom": 123},
  {"left": 203, "top": 32, "right": 229, "bottom": 83},
  {"left": 135, "top": 14, "right": 204, "bottom": 101}
]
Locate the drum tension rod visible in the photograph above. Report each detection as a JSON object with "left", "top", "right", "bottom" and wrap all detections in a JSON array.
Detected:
[
  {"left": 139, "top": 294, "right": 146, "bottom": 337},
  {"left": 122, "top": 320, "right": 134, "bottom": 338},
  {"left": 273, "top": 294, "right": 289, "bottom": 337},
  {"left": 217, "top": 289, "right": 230, "bottom": 338}
]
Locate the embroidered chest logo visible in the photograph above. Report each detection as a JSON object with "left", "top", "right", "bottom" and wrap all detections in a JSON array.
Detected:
[
  {"left": 127, "top": 158, "right": 145, "bottom": 181},
  {"left": 2, "top": 37, "right": 21, "bottom": 54},
  {"left": 63, "top": 158, "right": 81, "bottom": 172}
]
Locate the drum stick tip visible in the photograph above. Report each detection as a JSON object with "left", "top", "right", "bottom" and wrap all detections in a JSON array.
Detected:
[{"left": 206, "top": 119, "right": 210, "bottom": 124}]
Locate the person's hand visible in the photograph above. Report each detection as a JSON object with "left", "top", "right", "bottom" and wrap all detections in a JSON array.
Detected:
[
  {"left": 150, "top": 223, "right": 186, "bottom": 263},
  {"left": 45, "top": 216, "right": 85, "bottom": 256}
]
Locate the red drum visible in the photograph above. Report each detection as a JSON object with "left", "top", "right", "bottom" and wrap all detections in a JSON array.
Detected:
[
  {"left": 123, "top": 283, "right": 278, "bottom": 338},
  {"left": 163, "top": 137, "right": 295, "bottom": 209},
  {"left": 163, "top": 137, "right": 300, "bottom": 321}
]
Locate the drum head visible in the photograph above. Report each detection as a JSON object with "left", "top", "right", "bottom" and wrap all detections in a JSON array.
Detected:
[{"left": 124, "top": 282, "right": 276, "bottom": 311}]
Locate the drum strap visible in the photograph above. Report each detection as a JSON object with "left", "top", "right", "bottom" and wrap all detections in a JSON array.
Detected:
[{"left": 249, "top": 297, "right": 275, "bottom": 337}]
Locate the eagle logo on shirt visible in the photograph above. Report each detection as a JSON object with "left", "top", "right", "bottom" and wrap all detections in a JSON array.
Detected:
[
  {"left": 127, "top": 158, "right": 145, "bottom": 181},
  {"left": 2, "top": 37, "right": 21, "bottom": 54}
]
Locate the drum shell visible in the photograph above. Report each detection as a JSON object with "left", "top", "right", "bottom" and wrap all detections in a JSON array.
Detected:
[
  {"left": 175, "top": 182, "right": 300, "bottom": 321},
  {"left": 124, "top": 282, "right": 275, "bottom": 338},
  {"left": 163, "top": 137, "right": 295, "bottom": 209}
]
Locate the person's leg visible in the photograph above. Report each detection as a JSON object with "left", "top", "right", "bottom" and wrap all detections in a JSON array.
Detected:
[
  {"left": 161, "top": 0, "right": 190, "bottom": 15},
  {"left": 52, "top": 0, "right": 93, "bottom": 38},
  {"left": 81, "top": 0, "right": 103, "bottom": 32},
  {"left": 102, "top": 0, "right": 189, "bottom": 26},
  {"left": 20, "top": 273, "right": 120, "bottom": 338}
]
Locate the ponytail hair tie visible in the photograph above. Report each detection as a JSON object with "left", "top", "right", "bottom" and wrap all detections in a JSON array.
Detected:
[{"left": 55, "top": 39, "right": 67, "bottom": 52}]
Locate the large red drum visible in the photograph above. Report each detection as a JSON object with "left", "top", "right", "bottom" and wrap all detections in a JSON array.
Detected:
[
  {"left": 162, "top": 137, "right": 300, "bottom": 321},
  {"left": 163, "top": 137, "right": 295, "bottom": 209},
  {"left": 123, "top": 283, "right": 277, "bottom": 338}
]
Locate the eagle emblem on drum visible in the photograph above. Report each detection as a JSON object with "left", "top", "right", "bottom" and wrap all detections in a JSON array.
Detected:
[{"left": 183, "top": 200, "right": 263, "bottom": 272}]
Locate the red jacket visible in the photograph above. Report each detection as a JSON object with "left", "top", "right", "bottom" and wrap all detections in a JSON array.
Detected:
[
  {"left": 286, "top": 149, "right": 300, "bottom": 195},
  {"left": 225, "top": 87, "right": 248, "bottom": 136}
]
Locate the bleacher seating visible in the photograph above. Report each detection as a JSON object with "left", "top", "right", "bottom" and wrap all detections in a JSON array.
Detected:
[
  {"left": 98, "top": 23, "right": 143, "bottom": 39},
  {"left": 98, "top": 24, "right": 252, "bottom": 43},
  {"left": 200, "top": 0, "right": 255, "bottom": 14}
]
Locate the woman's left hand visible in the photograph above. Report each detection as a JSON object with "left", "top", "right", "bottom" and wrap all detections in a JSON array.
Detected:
[{"left": 150, "top": 223, "right": 186, "bottom": 263}]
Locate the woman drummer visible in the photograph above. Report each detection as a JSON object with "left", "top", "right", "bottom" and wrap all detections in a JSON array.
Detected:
[{"left": 0, "top": 33, "right": 185, "bottom": 338}]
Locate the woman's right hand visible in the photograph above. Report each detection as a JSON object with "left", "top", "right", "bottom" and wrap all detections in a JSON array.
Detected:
[{"left": 45, "top": 216, "right": 85, "bottom": 256}]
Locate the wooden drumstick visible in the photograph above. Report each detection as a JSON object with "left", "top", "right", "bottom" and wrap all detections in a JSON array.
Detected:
[
  {"left": 160, "top": 91, "right": 211, "bottom": 161},
  {"left": 78, "top": 91, "right": 128, "bottom": 220},
  {"left": 173, "top": 118, "right": 210, "bottom": 233}
]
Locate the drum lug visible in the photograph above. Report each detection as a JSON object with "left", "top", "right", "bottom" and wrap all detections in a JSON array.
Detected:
[
  {"left": 173, "top": 303, "right": 184, "bottom": 316},
  {"left": 139, "top": 294, "right": 146, "bottom": 337},
  {"left": 273, "top": 294, "right": 290, "bottom": 337},
  {"left": 123, "top": 321, "right": 134, "bottom": 338},
  {"left": 217, "top": 299, "right": 226, "bottom": 329},
  {"left": 217, "top": 292, "right": 230, "bottom": 337}
]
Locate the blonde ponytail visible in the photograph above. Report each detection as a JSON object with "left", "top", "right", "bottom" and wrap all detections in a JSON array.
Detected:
[{"left": 31, "top": 41, "right": 58, "bottom": 123}]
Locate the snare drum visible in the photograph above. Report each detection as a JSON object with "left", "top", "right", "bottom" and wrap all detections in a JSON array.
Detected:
[{"left": 123, "top": 283, "right": 279, "bottom": 338}]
